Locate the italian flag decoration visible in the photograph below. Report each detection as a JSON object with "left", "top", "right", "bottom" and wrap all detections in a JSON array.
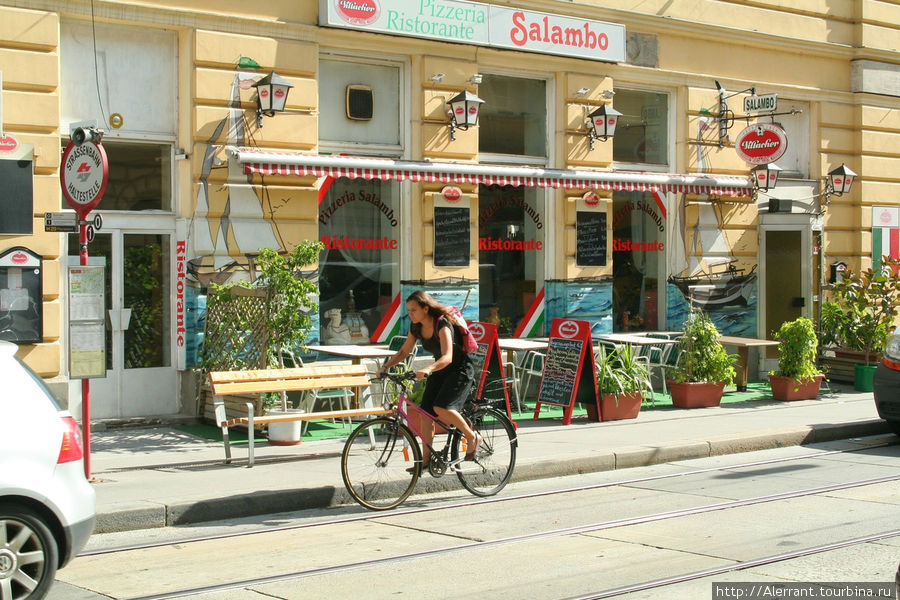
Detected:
[
  {"left": 370, "top": 293, "right": 403, "bottom": 343},
  {"left": 513, "top": 287, "right": 545, "bottom": 338},
  {"left": 872, "top": 206, "right": 900, "bottom": 271}
]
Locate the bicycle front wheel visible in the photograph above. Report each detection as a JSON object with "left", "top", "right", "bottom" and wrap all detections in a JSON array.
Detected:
[
  {"left": 341, "top": 418, "right": 421, "bottom": 510},
  {"left": 452, "top": 407, "right": 517, "bottom": 497}
]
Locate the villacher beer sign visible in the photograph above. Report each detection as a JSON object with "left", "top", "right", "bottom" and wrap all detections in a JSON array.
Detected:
[{"left": 734, "top": 123, "right": 788, "bottom": 165}]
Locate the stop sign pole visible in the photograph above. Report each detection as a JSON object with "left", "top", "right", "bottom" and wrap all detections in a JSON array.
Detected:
[{"left": 60, "top": 128, "right": 108, "bottom": 479}]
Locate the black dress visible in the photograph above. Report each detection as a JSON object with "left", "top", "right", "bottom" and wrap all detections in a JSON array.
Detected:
[{"left": 418, "top": 317, "right": 475, "bottom": 415}]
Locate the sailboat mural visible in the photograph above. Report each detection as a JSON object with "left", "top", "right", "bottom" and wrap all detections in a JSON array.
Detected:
[{"left": 667, "top": 199, "right": 757, "bottom": 336}]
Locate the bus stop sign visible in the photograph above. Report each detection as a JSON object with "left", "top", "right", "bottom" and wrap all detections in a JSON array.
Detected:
[{"left": 60, "top": 140, "right": 108, "bottom": 219}]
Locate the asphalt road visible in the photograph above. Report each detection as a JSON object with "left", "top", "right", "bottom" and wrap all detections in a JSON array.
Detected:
[{"left": 50, "top": 434, "right": 900, "bottom": 600}]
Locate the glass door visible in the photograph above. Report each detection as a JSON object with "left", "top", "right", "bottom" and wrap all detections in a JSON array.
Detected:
[{"left": 69, "top": 230, "right": 176, "bottom": 418}]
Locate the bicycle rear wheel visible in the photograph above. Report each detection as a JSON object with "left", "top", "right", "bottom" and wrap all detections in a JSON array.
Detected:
[
  {"left": 452, "top": 407, "right": 517, "bottom": 496},
  {"left": 341, "top": 418, "right": 421, "bottom": 510}
]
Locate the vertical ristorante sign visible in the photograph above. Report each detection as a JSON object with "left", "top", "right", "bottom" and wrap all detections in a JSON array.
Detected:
[{"left": 319, "top": 0, "right": 625, "bottom": 63}]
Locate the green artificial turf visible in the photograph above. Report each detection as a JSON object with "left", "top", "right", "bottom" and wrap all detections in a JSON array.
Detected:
[{"left": 176, "top": 381, "right": 776, "bottom": 444}]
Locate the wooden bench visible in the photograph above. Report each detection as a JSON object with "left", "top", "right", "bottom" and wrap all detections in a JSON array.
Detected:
[{"left": 209, "top": 365, "right": 391, "bottom": 467}]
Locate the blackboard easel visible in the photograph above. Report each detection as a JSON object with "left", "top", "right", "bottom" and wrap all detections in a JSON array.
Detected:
[
  {"left": 533, "top": 318, "right": 599, "bottom": 425},
  {"left": 469, "top": 321, "right": 513, "bottom": 420}
]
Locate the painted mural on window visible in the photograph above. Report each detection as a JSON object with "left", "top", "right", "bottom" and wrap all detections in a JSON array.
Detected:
[{"left": 666, "top": 200, "right": 758, "bottom": 337}]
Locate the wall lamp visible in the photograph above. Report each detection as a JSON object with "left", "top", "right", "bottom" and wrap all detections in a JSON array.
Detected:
[
  {"left": 751, "top": 163, "right": 781, "bottom": 192},
  {"left": 251, "top": 71, "right": 293, "bottom": 128},
  {"left": 446, "top": 90, "right": 484, "bottom": 140},
  {"left": 586, "top": 104, "right": 621, "bottom": 150},
  {"left": 826, "top": 163, "right": 856, "bottom": 197}
]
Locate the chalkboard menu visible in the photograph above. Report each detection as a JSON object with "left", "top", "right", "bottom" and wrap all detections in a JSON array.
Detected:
[
  {"left": 433, "top": 206, "right": 470, "bottom": 267},
  {"left": 536, "top": 337, "right": 584, "bottom": 407},
  {"left": 576, "top": 211, "right": 607, "bottom": 266},
  {"left": 533, "top": 318, "right": 598, "bottom": 425}
]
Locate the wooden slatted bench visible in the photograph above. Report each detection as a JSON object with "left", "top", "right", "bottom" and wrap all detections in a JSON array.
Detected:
[{"left": 209, "top": 365, "right": 391, "bottom": 467}]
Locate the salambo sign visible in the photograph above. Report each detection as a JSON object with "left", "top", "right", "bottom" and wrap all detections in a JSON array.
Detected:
[
  {"left": 320, "top": 0, "right": 625, "bottom": 62},
  {"left": 734, "top": 123, "right": 788, "bottom": 165}
]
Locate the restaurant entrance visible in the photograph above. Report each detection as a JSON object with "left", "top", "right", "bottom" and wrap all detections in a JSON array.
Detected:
[
  {"left": 612, "top": 191, "right": 667, "bottom": 332},
  {"left": 478, "top": 185, "right": 544, "bottom": 336}
]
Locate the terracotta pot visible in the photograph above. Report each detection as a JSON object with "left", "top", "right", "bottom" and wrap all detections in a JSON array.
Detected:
[
  {"left": 585, "top": 401, "right": 602, "bottom": 422},
  {"left": 599, "top": 392, "right": 642, "bottom": 421},
  {"left": 667, "top": 381, "right": 725, "bottom": 408},
  {"left": 768, "top": 374, "right": 824, "bottom": 401}
]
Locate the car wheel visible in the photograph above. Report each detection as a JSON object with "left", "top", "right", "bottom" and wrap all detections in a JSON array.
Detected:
[{"left": 0, "top": 503, "right": 58, "bottom": 600}]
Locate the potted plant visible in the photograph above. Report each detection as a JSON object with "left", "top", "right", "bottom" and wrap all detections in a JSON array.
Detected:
[
  {"left": 592, "top": 343, "right": 653, "bottom": 421},
  {"left": 668, "top": 309, "right": 736, "bottom": 408},
  {"left": 820, "top": 257, "right": 900, "bottom": 391},
  {"left": 768, "top": 317, "right": 824, "bottom": 401}
]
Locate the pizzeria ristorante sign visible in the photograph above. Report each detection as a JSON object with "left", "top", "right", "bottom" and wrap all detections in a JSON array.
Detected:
[
  {"left": 320, "top": 0, "right": 625, "bottom": 63},
  {"left": 734, "top": 123, "right": 788, "bottom": 165}
]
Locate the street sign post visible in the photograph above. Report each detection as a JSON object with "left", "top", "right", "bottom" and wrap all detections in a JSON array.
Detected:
[
  {"left": 59, "top": 129, "right": 108, "bottom": 479},
  {"left": 44, "top": 212, "right": 78, "bottom": 233}
]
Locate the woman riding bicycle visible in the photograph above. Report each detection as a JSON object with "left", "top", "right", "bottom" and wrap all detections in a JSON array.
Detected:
[{"left": 376, "top": 290, "right": 482, "bottom": 470}]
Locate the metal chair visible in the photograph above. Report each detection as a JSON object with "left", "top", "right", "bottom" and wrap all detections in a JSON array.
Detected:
[
  {"left": 647, "top": 335, "right": 682, "bottom": 395},
  {"left": 283, "top": 350, "right": 353, "bottom": 434},
  {"left": 517, "top": 350, "right": 545, "bottom": 407}
]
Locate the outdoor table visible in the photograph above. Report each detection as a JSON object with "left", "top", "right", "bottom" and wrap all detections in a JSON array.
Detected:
[
  {"left": 307, "top": 344, "right": 396, "bottom": 406},
  {"left": 717, "top": 336, "right": 780, "bottom": 392},
  {"left": 497, "top": 337, "right": 548, "bottom": 367},
  {"left": 595, "top": 333, "right": 678, "bottom": 346}
]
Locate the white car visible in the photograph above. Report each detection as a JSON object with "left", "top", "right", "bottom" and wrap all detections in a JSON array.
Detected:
[{"left": 0, "top": 341, "right": 96, "bottom": 600}]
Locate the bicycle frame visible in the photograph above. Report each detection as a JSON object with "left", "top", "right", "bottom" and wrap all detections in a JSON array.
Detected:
[{"left": 392, "top": 386, "right": 459, "bottom": 458}]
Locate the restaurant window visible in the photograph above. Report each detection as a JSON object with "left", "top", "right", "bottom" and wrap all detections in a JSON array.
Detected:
[
  {"left": 318, "top": 178, "right": 399, "bottom": 345},
  {"left": 318, "top": 57, "right": 402, "bottom": 147},
  {"left": 478, "top": 185, "right": 544, "bottom": 335},
  {"left": 612, "top": 191, "right": 666, "bottom": 332},
  {"left": 612, "top": 89, "right": 668, "bottom": 166},
  {"left": 478, "top": 74, "right": 547, "bottom": 159}
]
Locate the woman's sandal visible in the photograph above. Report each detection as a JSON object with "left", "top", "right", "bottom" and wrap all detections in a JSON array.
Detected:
[{"left": 464, "top": 435, "right": 483, "bottom": 461}]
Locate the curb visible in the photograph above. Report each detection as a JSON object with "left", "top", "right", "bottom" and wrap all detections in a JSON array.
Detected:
[{"left": 92, "top": 419, "right": 891, "bottom": 534}]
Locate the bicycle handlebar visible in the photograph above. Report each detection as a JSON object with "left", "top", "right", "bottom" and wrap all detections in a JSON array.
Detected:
[{"left": 371, "top": 369, "right": 418, "bottom": 386}]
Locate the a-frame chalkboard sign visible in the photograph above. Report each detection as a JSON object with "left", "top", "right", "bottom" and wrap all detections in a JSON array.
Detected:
[
  {"left": 468, "top": 321, "right": 513, "bottom": 420},
  {"left": 533, "top": 318, "right": 599, "bottom": 425}
]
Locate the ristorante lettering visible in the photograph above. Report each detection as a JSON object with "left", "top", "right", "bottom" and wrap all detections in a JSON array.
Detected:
[
  {"left": 478, "top": 237, "right": 543, "bottom": 251},
  {"left": 175, "top": 241, "right": 186, "bottom": 347},
  {"left": 386, "top": 0, "right": 485, "bottom": 41},
  {"left": 612, "top": 239, "right": 664, "bottom": 252},
  {"left": 509, "top": 11, "right": 609, "bottom": 50},
  {"left": 321, "top": 236, "right": 398, "bottom": 250}
]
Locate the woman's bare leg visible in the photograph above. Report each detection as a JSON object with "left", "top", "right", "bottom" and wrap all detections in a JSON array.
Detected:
[{"left": 434, "top": 407, "right": 478, "bottom": 447}]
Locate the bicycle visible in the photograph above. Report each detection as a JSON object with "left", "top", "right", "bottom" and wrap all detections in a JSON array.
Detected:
[{"left": 340, "top": 369, "right": 518, "bottom": 511}]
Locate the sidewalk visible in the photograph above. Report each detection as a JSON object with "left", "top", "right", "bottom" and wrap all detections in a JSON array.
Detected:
[{"left": 87, "top": 383, "right": 891, "bottom": 534}]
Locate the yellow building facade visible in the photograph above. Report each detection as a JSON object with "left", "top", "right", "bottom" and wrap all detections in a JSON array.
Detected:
[{"left": 1, "top": 0, "right": 897, "bottom": 419}]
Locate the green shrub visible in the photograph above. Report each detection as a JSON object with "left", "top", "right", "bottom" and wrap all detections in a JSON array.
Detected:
[
  {"left": 771, "top": 317, "right": 820, "bottom": 382},
  {"left": 671, "top": 310, "right": 735, "bottom": 386}
]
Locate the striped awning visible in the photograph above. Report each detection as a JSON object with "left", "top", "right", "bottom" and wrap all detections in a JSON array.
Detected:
[{"left": 231, "top": 149, "right": 753, "bottom": 197}]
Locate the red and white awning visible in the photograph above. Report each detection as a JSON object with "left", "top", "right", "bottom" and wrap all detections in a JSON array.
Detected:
[{"left": 232, "top": 149, "right": 753, "bottom": 197}]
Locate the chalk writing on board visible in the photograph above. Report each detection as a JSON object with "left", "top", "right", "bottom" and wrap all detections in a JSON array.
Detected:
[
  {"left": 537, "top": 337, "right": 584, "bottom": 407},
  {"left": 434, "top": 206, "right": 470, "bottom": 266},
  {"left": 576, "top": 211, "right": 607, "bottom": 266}
]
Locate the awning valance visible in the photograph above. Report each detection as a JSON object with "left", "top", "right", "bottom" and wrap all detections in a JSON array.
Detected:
[{"left": 232, "top": 149, "right": 753, "bottom": 197}]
